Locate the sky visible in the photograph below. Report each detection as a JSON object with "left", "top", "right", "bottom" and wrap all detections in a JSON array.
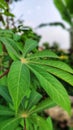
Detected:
[{"left": 11, "top": 0, "right": 70, "bottom": 49}]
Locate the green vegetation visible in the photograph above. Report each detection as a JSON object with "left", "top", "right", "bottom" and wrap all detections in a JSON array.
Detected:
[{"left": 0, "top": 0, "right": 73, "bottom": 130}]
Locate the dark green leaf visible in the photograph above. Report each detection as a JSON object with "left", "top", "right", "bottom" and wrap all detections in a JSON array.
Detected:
[
  {"left": 26, "top": 90, "right": 42, "bottom": 110},
  {"left": 0, "top": 117, "right": 21, "bottom": 130},
  {"left": 30, "top": 98, "right": 56, "bottom": 114},
  {"left": 0, "top": 105, "right": 14, "bottom": 116},
  {"left": 54, "top": 0, "right": 72, "bottom": 25},
  {"left": 0, "top": 85, "right": 11, "bottom": 103}
]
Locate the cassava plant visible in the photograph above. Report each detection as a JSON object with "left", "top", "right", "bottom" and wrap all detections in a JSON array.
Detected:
[{"left": 0, "top": 29, "right": 73, "bottom": 130}]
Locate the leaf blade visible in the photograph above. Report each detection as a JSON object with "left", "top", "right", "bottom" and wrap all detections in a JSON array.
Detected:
[
  {"left": 8, "top": 61, "right": 30, "bottom": 112},
  {"left": 27, "top": 50, "right": 58, "bottom": 59},
  {"left": 27, "top": 64, "right": 71, "bottom": 114},
  {"left": 23, "top": 39, "right": 38, "bottom": 57}
]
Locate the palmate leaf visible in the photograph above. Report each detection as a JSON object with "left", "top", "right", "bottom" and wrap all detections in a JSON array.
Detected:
[
  {"left": 23, "top": 39, "right": 38, "bottom": 57},
  {"left": 29, "top": 59, "right": 73, "bottom": 74},
  {"left": 8, "top": 61, "right": 30, "bottom": 112},
  {"left": 0, "top": 117, "right": 21, "bottom": 130},
  {"left": 30, "top": 98, "right": 56, "bottom": 114},
  {"left": 27, "top": 64, "right": 71, "bottom": 114},
  {"left": 0, "top": 105, "right": 14, "bottom": 116},
  {"left": 27, "top": 50, "right": 58, "bottom": 59}
]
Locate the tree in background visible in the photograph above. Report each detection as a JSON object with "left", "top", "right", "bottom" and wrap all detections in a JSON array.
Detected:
[{"left": 53, "top": 0, "right": 73, "bottom": 65}]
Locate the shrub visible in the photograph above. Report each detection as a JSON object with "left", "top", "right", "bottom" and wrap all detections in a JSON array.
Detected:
[{"left": 0, "top": 29, "right": 73, "bottom": 129}]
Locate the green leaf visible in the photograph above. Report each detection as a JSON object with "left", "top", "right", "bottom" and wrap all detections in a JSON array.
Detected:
[
  {"left": 8, "top": 61, "right": 30, "bottom": 112},
  {"left": 0, "top": 85, "right": 11, "bottom": 103},
  {"left": 54, "top": 0, "right": 72, "bottom": 25},
  {"left": 45, "top": 66, "right": 73, "bottom": 86},
  {"left": 47, "top": 117, "right": 53, "bottom": 130},
  {"left": 26, "top": 90, "right": 42, "bottom": 110},
  {"left": 27, "top": 50, "right": 58, "bottom": 59},
  {"left": 23, "top": 39, "right": 38, "bottom": 57},
  {"left": 0, "top": 0, "right": 8, "bottom": 10},
  {"left": 30, "top": 98, "right": 56, "bottom": 114},
  {"left": 65, "top": 0, "right": 73, "bottom": 15},
  {"left": 36, "top": 116, "right": 50, "bottom": 130},
  {"left": 0, "top": 37, "right": 19, "bottom": 60},
  {"left": 30, "top": 59, "right": 73, "bottom": 74},
  {"left": 26, "top": 119, "right": 31, "bottom": 130},
  {"left": 4, "top": 11, "right": 14, "bottom": 17},
  {"left": 0, "top": 117, "right": 20, "bottom": 130},
  {"left": 16, "top": 127, "right": 22, "bottom": 130},
  {"left": 0, "top": 105, "right": 14, "bottom": 116},
  {"left": 27, "top": 64, "right": 71, "bottom": 114}
]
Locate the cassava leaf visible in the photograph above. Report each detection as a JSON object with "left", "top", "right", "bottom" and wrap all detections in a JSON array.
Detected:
[
  {"left": 27, "top": 50, "right": 58, "bottom": 59},
  {"left": 45, "top": 66, "right": 73, "bottom": 86},
  {"left": 30, "top": 98, "right": 56, "bottom": 114},
  {"left": 0, "top": 105, "right": 14, "bottom": 116},
  {"left": 47, "top": 117, "right": 53, "bottom": 130},
  {"left": 0, "top": 117, "right": 21, "bottom": 130},
  {"left": 26, "top": 90, "right": 42, "bottom": 110},
  {"left": 29, "top": 59, "right": 73, "bottom": 74},
  {"left": 23, "top": 39, "right": 38, "bottom": 57},
  {"left": 0, "top": 37, "right": 19, "bottom": 60},
  {"left": 8, "top": 61, "right": 30, "bottom": 112},
  {"left": 0, "top": 85, "right": 11, "bottom": 103},
  {"left": 36, "top": 116, "right": 51, "bottom": 130},
  {"left": 27, "top": 64, "right": 71, "bottom": 114}
]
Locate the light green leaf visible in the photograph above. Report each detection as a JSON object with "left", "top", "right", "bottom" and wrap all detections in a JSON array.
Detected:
[
  {"left": 30, "top": 59, "right": 73, "bottom": 74},
  {"left": 26, "top": 90, "right": 42, "bottom": 110},
  {"left": 47, "top": 117, "right": 53, "bottom": 130},
  {"left": 27, "top": 64, "right": 71, "bottom": 114},
  {"left": 23, "top": 39, "right": 38, "bottom": 57},
  {"left": 45, "top": 66, "right": 73, "bottom": 86},
  {"left": 8, "top": 61, "right": 30, "bottom": 112},
  {"left": 36, "top": 116, "right": 50, "bottom": 130},
  {"left": 27, "top": 50, "right": 58, "bottom": 59}
]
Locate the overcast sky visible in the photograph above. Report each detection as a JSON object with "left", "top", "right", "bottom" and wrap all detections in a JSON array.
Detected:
[{"left": 11, "top": 0, "right": 70, "bottom": 49}]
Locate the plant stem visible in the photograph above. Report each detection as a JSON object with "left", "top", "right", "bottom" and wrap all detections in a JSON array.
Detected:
[
  {"left": 24, "top": 120, "right": 26, "bottom": 130},
  {"left": 0, "top": 69, "right": 9, "bottom": 79}
]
